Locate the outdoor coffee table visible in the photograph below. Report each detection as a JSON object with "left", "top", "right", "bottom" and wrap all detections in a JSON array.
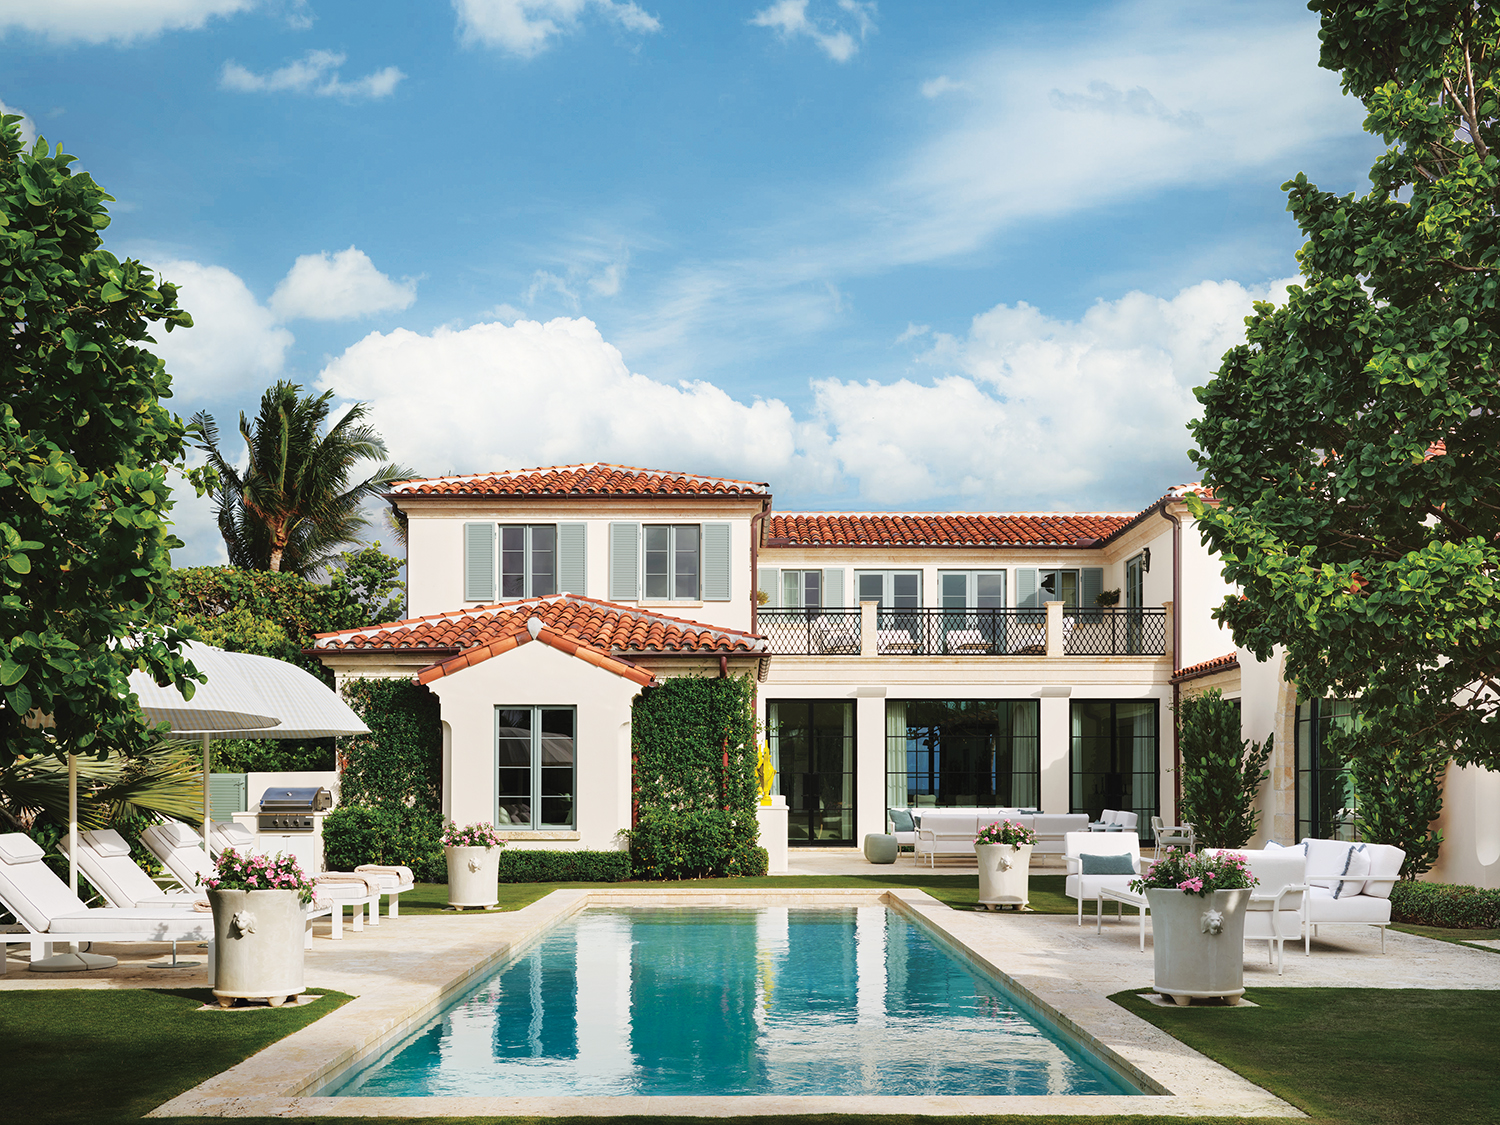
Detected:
[{"left": 1096, "top": 886, "right": 1150, "bottom": 952}]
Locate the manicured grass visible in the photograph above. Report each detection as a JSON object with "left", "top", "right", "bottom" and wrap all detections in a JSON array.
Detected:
[
  {"left": 1392, "top": 920, "right": 1500, "bottom": 950},
  {"left": 1, "top": 987, "right": 350, "bottom": 1125},
  {"left": 1113, "top": 987, "right": 1500, "bottom": 1125},
  {"left": 395, "top": 873, "right": 1077, "bottom": 916}
]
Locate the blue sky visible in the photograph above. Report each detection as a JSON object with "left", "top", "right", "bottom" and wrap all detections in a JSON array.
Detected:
[{"left": 2, "top": 0, "right": 1382, "bottom": 566}]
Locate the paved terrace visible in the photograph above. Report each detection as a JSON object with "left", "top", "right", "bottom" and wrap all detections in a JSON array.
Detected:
[{"left": 5, "top": 877, "right": 1499, "bottom": 1119}]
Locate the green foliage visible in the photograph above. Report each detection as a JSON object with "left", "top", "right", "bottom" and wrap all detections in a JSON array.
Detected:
[
  {"left": 326, "top": 541, "right": 405, "bottom": 624},
  {"left": 0, "top": 115, "right": 199, "bottom": 766},
  {"left": 1187, "top": 4, "right": 1500, "bottom": 773},
  {"left": 207, "top": 737, "right": 333, "bottom": 773},
  {"left": 1349, "top": 733, "right": 1446, "bottom": 878},
  {"left": 497, "top": 849, "right": 633, "bottom": 883},
  {"left": 192, "top": 381, "right": 413, "bottom": 577},
  {"left": 320, "top": 804, "right": 445, "bottom": 882},
  {"left": 628, "top": 675, "right": 761, "bottom": 879},
  {"left": 170, "top": 564, "right": 363, "bottom": 671},
  {"left": 625, "top": 807, "right": 768, "bottom": 880},
  {"left": 338, "top": 677, "right": 441, "bottom": 812},
  {"left": 1391, "top": 879, "right": 1500, "bottom": 930},
  {"left": 1177, "top": 688, "right": 1272, "bottom": 849}
]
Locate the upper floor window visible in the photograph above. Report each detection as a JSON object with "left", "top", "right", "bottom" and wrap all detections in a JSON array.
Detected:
[
  {"left": 1125, "top": 554, "right": 1145, "bottom": 609},
  {"left": 783, "top": 569, "right": 821, "bottom": 609},
  {"left": 939, "top": 571, "right": 1006, "bottom": 609},
  {"left": 502, "top": 525, "right": 556, "bottom": 598},
  {"left": 856, "top": 570, "right": 921, "bottom": 608},
  {"left": 645, "top": 524, "right": 700, "bottom": 600}
]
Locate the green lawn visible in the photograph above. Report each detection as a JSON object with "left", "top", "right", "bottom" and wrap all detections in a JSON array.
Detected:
[
  {"left": 396, "top": 873, "right": 1078, "bottom": 916},
  {"left": 8, "top": 982, "right": 1498, "bottom": 1124}
]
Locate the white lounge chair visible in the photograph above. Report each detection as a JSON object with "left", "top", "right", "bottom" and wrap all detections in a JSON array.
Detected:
[
  {"left": 59, "top": 828, "right": 200, "bottom": 909},
  {"left": 354, "top": 864, "right": 415, "bottom": 918},
  {"left": 0, "top": 833, "right": 215, "bottom": 974},
  {"left": 1064, "top": 830, "right": 1142, "bottom": 925},
  {"left": 141, "top": 819, "right": 215, "bottom": 894}
]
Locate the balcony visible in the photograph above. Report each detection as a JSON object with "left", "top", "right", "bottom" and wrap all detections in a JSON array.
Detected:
[{"left": 758, "top": 606, "right": 1167, "bottom": 657}]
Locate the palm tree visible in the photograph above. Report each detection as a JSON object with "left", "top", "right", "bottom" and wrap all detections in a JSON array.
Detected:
[{"left": 192, "top": 382, "right": 413, "bottom": 577}]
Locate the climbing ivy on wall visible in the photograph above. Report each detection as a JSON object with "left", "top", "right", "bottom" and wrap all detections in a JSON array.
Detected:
[
  {"left": 627, "top": 674, "right": 765, "bottom": 879},
  {"left": 337, "top": 678, "right": 442, "bottom": 811}
]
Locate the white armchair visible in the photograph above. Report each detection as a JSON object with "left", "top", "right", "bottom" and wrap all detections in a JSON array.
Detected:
[
  {"left": 1242, "top": 851, "right": 1308, "bottom": 973},
  {"left": 1151, "top": 815, "right": 1195, "bottom": 853},
  {"left": 1063, "top": 831, "right": 1141, "bottom": 924}
]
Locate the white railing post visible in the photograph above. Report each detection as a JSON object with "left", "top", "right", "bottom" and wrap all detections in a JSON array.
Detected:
[
  {"left": 860, "top": 600, "right": 878, "bottom": 657},
  {"left": 1045, "top": 600, "right": 1064, "bottom": 658}
]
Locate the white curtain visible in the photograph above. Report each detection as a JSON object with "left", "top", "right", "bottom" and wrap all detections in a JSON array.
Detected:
[
  {"left": 1009, "top": 702, "right": 1040, "bottom": 809},
  {"left": 885, "top": 701, "right": 907, "bottom": 812},
  {"left": 1130, "top": 703, "right": 1155, "bottom": 817}
]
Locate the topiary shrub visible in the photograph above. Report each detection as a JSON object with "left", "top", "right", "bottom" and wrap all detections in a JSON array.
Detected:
[
  {"left": 626, "top": 808, "right": 767, "bottom": 880},
  {"left": 1391, "top": 880, "right": 1500, "bottom": 930},
  {"left": 322, "top": 804, "right": 445, "bottom": 882},
  {"left": 1348, "top": 735, "right": 1446, "bottom": 879},
  {"left": 1177, "top": 687, "right": 1273, "bottom": 848},
  {"left": 497, "top": 849, "right": 633, "bottom": 883}
]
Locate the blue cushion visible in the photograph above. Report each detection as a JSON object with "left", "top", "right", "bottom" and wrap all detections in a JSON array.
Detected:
[
  {"left": 1080, "top": 853, "right": 1135, "bottom": 875},
  {"left": 888, "top": 809, "right": 915, "bottom": 832}
]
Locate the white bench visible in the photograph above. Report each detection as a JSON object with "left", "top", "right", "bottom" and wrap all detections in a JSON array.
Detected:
[{"left": 908, "top": 809, "right": 1090, "bottom": 867}]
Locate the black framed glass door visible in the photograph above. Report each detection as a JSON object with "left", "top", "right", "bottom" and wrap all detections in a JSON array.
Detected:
[
  {"left": 1070, "top": 700, "right": 1157, "bottom": 837},
  {"left": 768, "top": 700, "right": 855, "bottom": 845}
]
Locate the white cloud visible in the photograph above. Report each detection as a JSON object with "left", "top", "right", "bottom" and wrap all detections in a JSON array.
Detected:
[
  {"left": 145, "top": 258, "right": 294, "bottom": 402},
  {"left": 316, "top": 316, "right": 821, "bottom": 486},
  {"left": 269, "top": 247, "right": 417, "bottom": 321},
  {"left": 751, "top": 0, "right": 875, "bottom": 63},
  {"left": 0, "top": 0, "right": 255, "bottom": 45},
  {"left": 0, "top": 98, "right": 35, "bottom": 147},
  {"left": 920, "top": 75, "right": 966, "bottom": 99},
  {"left": 220, "top": 50, "right": 405, "bottom": 100},
  {"left": 164, "top": 454, "right": 229, "bottom": 568},
  {"left": 453, "top": 0, "right": 661, "bottom": 57}
]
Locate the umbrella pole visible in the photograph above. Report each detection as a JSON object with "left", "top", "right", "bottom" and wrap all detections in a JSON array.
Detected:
[
  {"left": 202, "top": 732, "right": 212, "bottom": 858},
  {"left": 68, "top": 752, "right": 77, "bottom": 898}
]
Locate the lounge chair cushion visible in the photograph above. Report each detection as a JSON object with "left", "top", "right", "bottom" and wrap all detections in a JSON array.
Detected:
[
  {"left": 0, "top": 834, "right": 45, "bottom": 864},
  {"left": 49, "top": 907, "right": 214, "bottom": 940},
  {"left": 82, "top": 828, "right": 132, "bottom": 857},
  {"left": 1080, "top": 853, "right": 1136, "bottom": 874}
]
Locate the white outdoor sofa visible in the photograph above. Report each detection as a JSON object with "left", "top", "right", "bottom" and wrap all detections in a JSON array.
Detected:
[
  {"left": 1063, "top": 830, "right": 1142, "bottom": 924},
  {"left": 1269, "top": 838, "right": 1406, "bottom": 953},
  {"left": 908, "top": 809, "right": 1089, "bottom": 867},
  {"left": 1088, "top": 809, "right": 1140, "bottom": 833},
  {"left": 0, "top": 833, "right": 215, "bottom": 974}
]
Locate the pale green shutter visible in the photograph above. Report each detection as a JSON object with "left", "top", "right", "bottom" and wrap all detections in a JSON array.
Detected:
[
  {"left": 1017, "top": 568, "right": 1039, "bottom": 608},
  {"left": 757, "top": 567, "right": 779, "bottom": 608},
  {"left": 558, "top": 523, "right": 587, "bottom": 595},
  {"left": 609, "top": 522, "right": 639, "bottom": 601},
  {"left": 822, "top": 567, "right": 844, "bottom": 608},
  {"left": 702, "top": 522, "right": 732, "bottom": 601},
  {"left": 464, "top": 522, "right": 495, "bottom": 602},
  {"left": 209, "top": 773, "right": 247, "bottom": 823},
  {"left": 1081, "top": 567, "right": 1103, "bottom": 619}
]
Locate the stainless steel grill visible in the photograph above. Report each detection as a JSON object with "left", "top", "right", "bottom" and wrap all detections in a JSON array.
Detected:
[{"left": 256, "top": 786, "right": 333, "bottom": 832}]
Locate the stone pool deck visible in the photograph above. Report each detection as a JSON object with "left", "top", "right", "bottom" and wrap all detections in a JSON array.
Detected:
[{"left": 6, "top": 886, "right": 1499, "bottom": 1118}]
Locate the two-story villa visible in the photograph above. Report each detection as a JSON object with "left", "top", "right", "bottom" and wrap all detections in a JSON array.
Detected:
[{"left": 310, "top": 462, "right": 1498, "bottom": 889}]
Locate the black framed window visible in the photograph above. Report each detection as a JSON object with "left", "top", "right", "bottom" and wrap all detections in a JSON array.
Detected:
[
  {"left": 500, "top": 525, "right": 557, "bottom": 598},
  {"left": 1070, "top": 700, "right": 1157, "bottom": 836},
  {"left": 644, "top": 525, "right": 700, "bottom": 600},
  {"left": 767, "top": 700, "right": 854, "bottom": 845},
  {"left": 885, "top": 699, "right": 1041, "bottom": 811},
  {"left": 496, "top": 706, "right": 575, "bottom": 829},
  {"left": 1296, "top": 697, "right": 1360, "bottom": 842}
]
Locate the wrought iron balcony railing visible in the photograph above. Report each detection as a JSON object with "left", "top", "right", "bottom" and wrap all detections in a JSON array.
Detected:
[{"left": 758, "top": 607, "right": 1166, "bottom": 657}]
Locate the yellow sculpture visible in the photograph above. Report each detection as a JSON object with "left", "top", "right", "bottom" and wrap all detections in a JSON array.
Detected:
[{"left": 756, "top": 741, "right": 776, "bottom": 805}]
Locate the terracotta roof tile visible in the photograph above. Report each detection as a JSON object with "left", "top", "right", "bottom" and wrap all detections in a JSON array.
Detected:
[
  {"left": 1166, "top": 482, "right": 1216, "bottom": 501},
  {"left": 389, "top": 463, "right": 770, "bottom": 498},
  {"left": 1172, "top": 652, "right": 1240, "bottom": 683},
  {"left": 313, "top": 594, "right": 766, "bottom": 656},
  {"left": 416, "top": 624, "right": 655, "bottom": 688},
  {"left": 764, "top": 512, "right": 1136, "bottom": 547}
]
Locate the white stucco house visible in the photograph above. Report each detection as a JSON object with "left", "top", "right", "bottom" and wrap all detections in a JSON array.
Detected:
[{"left": 309, "top": 462, "right": 1498, "bottom": 888}]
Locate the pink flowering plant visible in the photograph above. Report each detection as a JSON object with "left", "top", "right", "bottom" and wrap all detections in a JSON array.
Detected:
[
  {"left": 203, "top": 848, "right": 317, "bottom": 905},
  {"left": 441, "top": 820, "right": 507, "bottom": 849},
  {"left": 975, "top": 819, "right": 1037, "bottom": 847},
  {"left": 1130, "top": 848, "right": 1257, "bottom": 898}
]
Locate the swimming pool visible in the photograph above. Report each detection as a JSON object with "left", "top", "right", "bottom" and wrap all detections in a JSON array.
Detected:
[{"left": 322, "top": 905, "right": 1140, "bottom": 1098}]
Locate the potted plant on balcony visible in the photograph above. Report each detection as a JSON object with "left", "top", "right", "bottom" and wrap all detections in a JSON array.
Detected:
[
  {"left": 204, "top": 848, "right": 317, "bottom": 1009},
  {"left": 1133, "top": 849, "right": 1258, "bottom": 1006},
  {"left": 974, "top": 819, "right": 1037, "bottom": 910},
  {"left": 444, "top": 821, "right": 506, "bottom": 909}
]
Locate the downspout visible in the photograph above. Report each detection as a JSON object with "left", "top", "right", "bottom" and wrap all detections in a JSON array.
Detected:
[
  {"left": 750, "top": 497, "right": 771, "bottom": 636},
  {"left": 1161, "top": 502, "right": 1183, "bottom": 822}
]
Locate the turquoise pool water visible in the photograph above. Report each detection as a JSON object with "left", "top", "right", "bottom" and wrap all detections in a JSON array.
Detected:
[{"left": 323, "top": 906, "right": 1138, "bottom": 1097}]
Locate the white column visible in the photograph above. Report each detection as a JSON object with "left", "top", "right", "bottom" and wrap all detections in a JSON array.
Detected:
[
  {"left": 1045, "top": 600, "right": 1065, "bottom": 658},
  {"left": 855, "top": 689, "right": 887, "bottom": 843},
  {"left": 1039, "top": 693, "right": 1072, "bottom": 814}
]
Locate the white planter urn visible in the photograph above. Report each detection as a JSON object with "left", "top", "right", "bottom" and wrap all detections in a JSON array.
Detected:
[
  {"left": 1145, "top": 887, "right": 1250, "bottom": 1005},
  {"left": 446, "top": 844, "right": 501, "bottom": 908},
  {"left": 208, "top": 889, "right": 305, "bottom": 1008},
  {"left": 976, "top": 842, "right": 1033, "bottom": 910}
]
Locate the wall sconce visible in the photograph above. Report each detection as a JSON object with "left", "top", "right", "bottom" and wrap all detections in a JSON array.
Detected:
[{"left": 1142, "top": 547, "right": 1151, "bottom": 573}]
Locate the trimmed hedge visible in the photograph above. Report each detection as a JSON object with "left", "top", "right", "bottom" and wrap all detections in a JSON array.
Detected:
[
  {"left": 1391, "top": 879, "right": 1500, "bottom": 930},
  {"left": 321, "top": 804, "right": 446, "bottom": 882},
  {"left": 497, "top": 849, "right": 632, "bottom": 883},
  {"left": 627, "top": 807, "right": 768, "bottom": 880}
]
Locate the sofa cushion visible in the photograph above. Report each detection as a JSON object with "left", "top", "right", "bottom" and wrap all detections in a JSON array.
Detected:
[
  {"left": 1307, "top": 885, "right": 1392, "bottom": 924},
  {"left": 1333, "top": 843, "right": 1371, "bottom": 899},
  {"left": 888, "top": 809, "right": 915, "bottom": 833},
  {"left": 1080, "top": 853, "right": 1136, "bottom": 875},
  {"left": 1362, "top": 843, "right": 1406, "bottom": 900},
  {"left": 1303, "top": 838, "right": 1355, "bottom": 890}
]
